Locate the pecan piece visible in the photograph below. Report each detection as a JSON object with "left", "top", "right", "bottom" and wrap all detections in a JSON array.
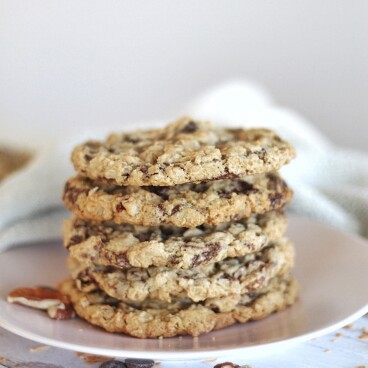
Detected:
[{"left": 7, "top": 286, "right": 75, "bottom": 320}]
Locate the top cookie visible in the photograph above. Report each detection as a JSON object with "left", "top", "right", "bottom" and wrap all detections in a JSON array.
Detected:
[{"left": 71, "top": 117, "right": 296, "bottom": 186}]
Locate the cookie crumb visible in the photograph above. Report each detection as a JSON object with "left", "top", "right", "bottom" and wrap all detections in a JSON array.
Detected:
[
  {"left": 203, "top": 358, "right": 218, "bottom": 364},
  {"left": 324, "top": 349, "right": 331, "bottom": 353},
  {"left": 359, "top": 328, "right": 368, "bottom": 340},
  {"left": 29, "top": 345, "right": 50, "bottom": 353},
  {"left": 343, "top": 324, "right": 354, "bottom": 330},
  {"left": 76, "top": 352, "right": 113, "bottom": 364},
  {"left": 331, "top": 332, "right": 343, "bottom": 343}
]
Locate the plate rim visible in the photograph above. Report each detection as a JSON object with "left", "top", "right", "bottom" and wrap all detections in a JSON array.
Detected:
[{"left": 1, "top": 304, "right": 368, "bottom": 360}]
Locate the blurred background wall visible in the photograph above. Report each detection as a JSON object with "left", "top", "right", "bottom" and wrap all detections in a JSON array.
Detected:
[{"left": 0, "top": 0, "right": 367, "bottom": 150}]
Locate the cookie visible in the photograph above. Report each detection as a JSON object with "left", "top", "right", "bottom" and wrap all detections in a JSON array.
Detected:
[
  {"left": 71, "top": 117, "right": 296, "bottom": 187},
  {"left": 63, "top": 211, "right": 287, "bottom": 270},
  {"left": 68, "top": 238, "right": 294, "bottom": 303},
  {"left": 63, "top": 172, "right": 292, "bottom": 228},
  {"left": 58, "top": 274, "right": 299, "bottom": 338}
]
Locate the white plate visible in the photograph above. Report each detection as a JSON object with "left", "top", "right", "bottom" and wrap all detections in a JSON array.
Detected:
[{"left": 1, "top": 215, "right": 368, "bottom": 361}]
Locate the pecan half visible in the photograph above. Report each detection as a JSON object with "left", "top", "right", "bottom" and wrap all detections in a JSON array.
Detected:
[{"left": 7, "top": 286, "right": 75, "bottom": 320}]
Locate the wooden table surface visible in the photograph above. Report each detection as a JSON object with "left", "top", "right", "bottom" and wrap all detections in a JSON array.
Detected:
[{"left": 1, "top": 316, "right": 367, "bottom": 368}]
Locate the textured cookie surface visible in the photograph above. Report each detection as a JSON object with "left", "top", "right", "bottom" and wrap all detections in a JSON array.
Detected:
[
  {"left": 63, "top": 172, "right": 292, "bottom": 228},
  {"left": 59, "top": 274, "right": 298, "bottom": 338},
  {"left": 71, "top": 117, "right": 296, "bottom": 186},
  {"left": 68, "top": 238, "right": 294, "bottom": 303},
  {"left": 64, "top": 211, "right": 287, "bottom": 270}
]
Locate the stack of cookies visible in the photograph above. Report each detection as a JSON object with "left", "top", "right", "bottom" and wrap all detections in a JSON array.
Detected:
[{"left": 60, "top": 117, "right": 298, "bottom": 338}]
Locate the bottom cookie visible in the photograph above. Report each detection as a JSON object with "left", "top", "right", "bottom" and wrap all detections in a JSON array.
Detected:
[{"left": 58, "top": 275, "right": 298, "bottom": 338}]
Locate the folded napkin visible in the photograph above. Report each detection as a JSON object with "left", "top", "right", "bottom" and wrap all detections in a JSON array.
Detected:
[{"left": 1, "top": 81, "right": 367, "bottom": 252}]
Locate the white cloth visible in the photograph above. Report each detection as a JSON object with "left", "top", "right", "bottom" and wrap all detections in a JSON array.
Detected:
[{"left": 1, "top": 81, "right": 367, "bottom": 252}]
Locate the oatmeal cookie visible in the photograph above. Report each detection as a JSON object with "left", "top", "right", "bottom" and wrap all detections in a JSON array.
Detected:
[
  {"left": 71, "top": 117, "right": 295, "bottom": 186},
  {"left": 68, "top": 239, "right": 294, "bottom": 303},
  {"left": 58, "top": 274, "right": 299, "bottom": 338},
  {"left": 63, "top": 211, "right": 287, "bottom": 270},
  {"left": 63, "top": 172, "right": 292, "bottom": 228}
]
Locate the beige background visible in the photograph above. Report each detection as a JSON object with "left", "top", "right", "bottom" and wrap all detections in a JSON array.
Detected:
[{"left": 0, "top": 0, "right": 367, "bottom": 150}]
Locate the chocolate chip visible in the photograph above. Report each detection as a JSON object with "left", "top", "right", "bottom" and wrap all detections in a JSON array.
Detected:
[
  {"left": 218, "top": 180, "right": 257, "bottom": 198},
  {"left": 190, "top": 254, "right": 200, "bottom": 268},
  {"left": 160, "top": 226, "right": 177, "bottom": 240},
  {"left": 203, "top": 242, "right": 221, "bottom": 261},
  {"left": 97, "top": 176, "right": 117, "bottom": 185},
  {"left": 114, "top": 252, "right": 131, "bottom": 268},
  {"left": 125, "top": 358, "right": 154, "bottom": 368},
  {"left": 234, "top": 181, "right": 258, "bottom": 195},
  {"left": 140, "top": 166, "right": 149, "bottom": 174},
  {"left": 147, "top": 186, "right": 169, "bottom": 200},
  {"left": 124, "top": 136, "right": 141, "bottom": 144},
  {"left": 67, "top": 188, "right": 84, "bottom": 203},
  {"left": 230, "top": 214, "right": 242, "bottom": 221},
  {"left": 157, "top": 203, "right": 165, "bottom": 213},
  {"left": 212, "top": 173, "right": 238, "bottom": 181},
  {"left": 247, "top": 291, "right": 260, "bottom": 299},
  {"left": 218, "top": 191, "right": 233, "bottom": 199},
  {"left": 256, "top": 148, "right": 267, "bottom": 161},
  {"left": 221, "top": 273, "right": 235, "bottom": 281},
  {"left": 171, "top": 204, "right": 181, "bottom": 215},
  {"left": 77, "top": 270, "right": 95, "bottom": 285},
  {"left": 68, "top": 235, "right": 84, "bottom": 247},
  {"left": 266, "top": 173, "right": 287, "bottom": 191},
  {"left": 64, "top": 182, "right": 86, "bottom": 204},
  {"left": 137, "top": 232, "right": 152, "bottom": 242},
  {"left": 99, "top": 361, "right": 127, "bottom": 368},
  {"left": 213, "top": 362, "right": 240, "bottom": 368},
  {"left": 191, "top": 242, "right": 221, "bottom": 267},
  {"left": 266, "top": 172, "right": 277, "bottom": 182},
  {"left": 181, "top": 120, "right": 198, "bottom": 133},
  {"left": 116, "top": 203, "right": 125, "bottom": 212},
  {"left": 269, "top": 193, "right": 284, "bottom": 208},
  {"left": 192, "top": 182, "right": 209, "bottom": 193},
  {"left": 84, "top": 154, "right": 93, "bottom": 162}
]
